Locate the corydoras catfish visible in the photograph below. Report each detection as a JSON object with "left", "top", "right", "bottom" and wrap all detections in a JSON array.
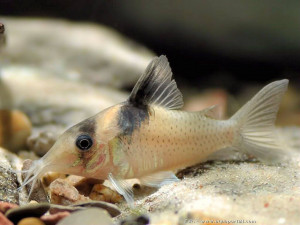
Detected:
[{"left": 21, "top": 56, "right": 291, "bottom": 205}]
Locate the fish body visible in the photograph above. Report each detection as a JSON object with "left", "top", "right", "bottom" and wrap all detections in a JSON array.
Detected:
[
  {"left": 22, "top": 56, "right": 291, "bottom": 205},
  {"left": 116, "top": 105, "right": 233, "bottom": 179}
]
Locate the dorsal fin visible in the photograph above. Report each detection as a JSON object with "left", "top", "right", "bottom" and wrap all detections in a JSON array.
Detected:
[{"left": 128, "top": 55, "right": 183, "bottom": 110}]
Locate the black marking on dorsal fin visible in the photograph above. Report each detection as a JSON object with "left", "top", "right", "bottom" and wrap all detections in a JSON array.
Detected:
[{"left": 128, "top": 55, "right": 184, "bottom": 110}]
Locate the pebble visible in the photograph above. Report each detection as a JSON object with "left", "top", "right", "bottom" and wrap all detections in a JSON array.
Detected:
[
  {"left": 17, "top": 217, "right": 45, "bottom": 225},
  {"left": 0, "top": 201, "right": 19, "bottom": 214},
  {"left": 42, "top": 172, "right": 66, "bottom": 187},
  {"left": 73, "top": 201, "right": 121, "bottom": 217},
  {"left": 22, "top": 159, "right": 49, "bottom": 203},
  {"left": 27, "top": 131, "right": 56, "bottom": 156},
  {"left": 0, "top": 212, "right": 13, "bottom": 225},
  {"left": 89, "top": 184, "right": 122, "bottom": 203},
  {"left": 49, "top": 179, "right": 89, "bottom": 205},
  {"left": 5, "top": 203, "right": 50, "bottom": 224},
  {"left": 0, "top": 110, "right": 32, "bottom": 152},
  {"left": 57, "top": 208, "right": 113, "bottom": 225},
  {"left": 65, "top": 175, "right": 103, "bottom": 196},
  {"left": 41, "top": 211, "right": 70, "bottom": 225}
]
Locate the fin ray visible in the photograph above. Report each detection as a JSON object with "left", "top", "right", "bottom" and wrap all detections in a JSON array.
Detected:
[
  {"left": 139, "top": 171, "right": 179, "bottom": 188},
  {"left": 108, "top": 173, "right": 134, "bottom": 207},
  {"left": 231, "top": 79, "right": 290, "bottom": 162},
  {"left": 129, "top": 56, "right": 184, "bottom": 110}
]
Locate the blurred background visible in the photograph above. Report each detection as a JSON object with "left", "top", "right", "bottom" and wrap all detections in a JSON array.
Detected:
[
  {"left": 0, "top": 0, "right": 300, "bottom": 155},
  {"left": 1, "top": 0, "right": 300, "bottom": 88}
]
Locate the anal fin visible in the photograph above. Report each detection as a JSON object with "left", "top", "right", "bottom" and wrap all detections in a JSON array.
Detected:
[{"left": 139, "top": 171, "right": 179, "bottom": 188}]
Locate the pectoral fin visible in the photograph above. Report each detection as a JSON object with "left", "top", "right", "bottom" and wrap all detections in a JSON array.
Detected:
[
  {"left": 139, "top": 171, "right": 179, "bottom": 188},
  {"left": 108, "top": 173, "right": 134, "bottom": 207}
]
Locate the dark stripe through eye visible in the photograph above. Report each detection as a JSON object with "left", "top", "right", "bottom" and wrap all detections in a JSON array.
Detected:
[{"left": 76, "top": 134, "right": 93, "bottom": 151}]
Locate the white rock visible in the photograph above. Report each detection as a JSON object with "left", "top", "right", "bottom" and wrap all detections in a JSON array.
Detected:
[{"left": 58, "top": 208, "right": 113, "bottom": 225}]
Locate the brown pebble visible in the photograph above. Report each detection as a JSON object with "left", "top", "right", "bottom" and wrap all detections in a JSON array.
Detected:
[
  {"left": 65, "top": 175, "right": 103, "bottom": 196},
  {"left": 18, "top": 217, "right": 45, "bottom": 225},
  {"left": 42, "top": 172, "right": 66, "bottom": 187},
  {"left": 0, "top": 212, "right": 13, "bottom": 225},
  {"left": 0, "top": 201, "right": 19, "bottom": 214},
  {"left": 5, "top": 203, "right": 50, "bottom": 224},
  {"left": 75, "top": 178, "right": 104, "bottom": 196},
  {"left": 41, "top": 211, "right": 70, "bottom": 225},
  {"left": 49, "top": 179, "right": 89, "bottom": 205},
  {"left": 89, "top": 184, "right": 122, "bottom": 203},
  {"left": 0, "top": 110, "right": 32, "bottom": 152}
]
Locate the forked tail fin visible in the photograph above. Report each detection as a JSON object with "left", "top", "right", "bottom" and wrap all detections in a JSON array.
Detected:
[{"left": 230, "top": 79, "right": 290, "bottom": 163}]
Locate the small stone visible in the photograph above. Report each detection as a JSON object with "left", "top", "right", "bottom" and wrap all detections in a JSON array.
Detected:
[
  {"left": 0, "top": 201, "right": 19, "bottom": 214},
  {"left": 49, "top": 179, "right": 89, "bottom": 205},
  {"left": 0, "top": 110, "right": 32, "bottom": 152},
  {"left": 57, "top": 208, "right": 112, "bottom": 225},
  {"left": 17, "top": 217, "right": 45, "bottom": 225},
  {"left": 65, "top": 175, "right": 103, "bottom": 196},
  {"left": 22, "top": 159, "right": 49, "bottom": 203},
  {"left": 5, "top": 203, "right": 50, "bottom": 224},
  {"left": 27, "top": 131, "right": 56, "bottom": 157},
  {"left": 29, "top": 200, "right": 39, "bottom": 204},
  {"left": 41, "top": 211, "right": 70, "bottom": 225},
  {"left": 73, "top": 201, "right": 121, "bottom": 217},
  {"left": 89, "top": 184, "right": 122, "bottom": 203},
  {"left": 0, "top": 212, "right": 13, "bottom": 225},
  {"left": 42, "top": 172, "right": 66, "bottom": 187}
]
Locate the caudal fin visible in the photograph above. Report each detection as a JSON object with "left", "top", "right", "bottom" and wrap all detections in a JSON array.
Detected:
[{"left": 231, "top": 79, "right": 290, "bottom": 163}]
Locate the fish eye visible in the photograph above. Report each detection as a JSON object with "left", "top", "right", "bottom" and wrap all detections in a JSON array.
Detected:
[{"left": 76, "top": 134, "right": 93, "bottom": 151}]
